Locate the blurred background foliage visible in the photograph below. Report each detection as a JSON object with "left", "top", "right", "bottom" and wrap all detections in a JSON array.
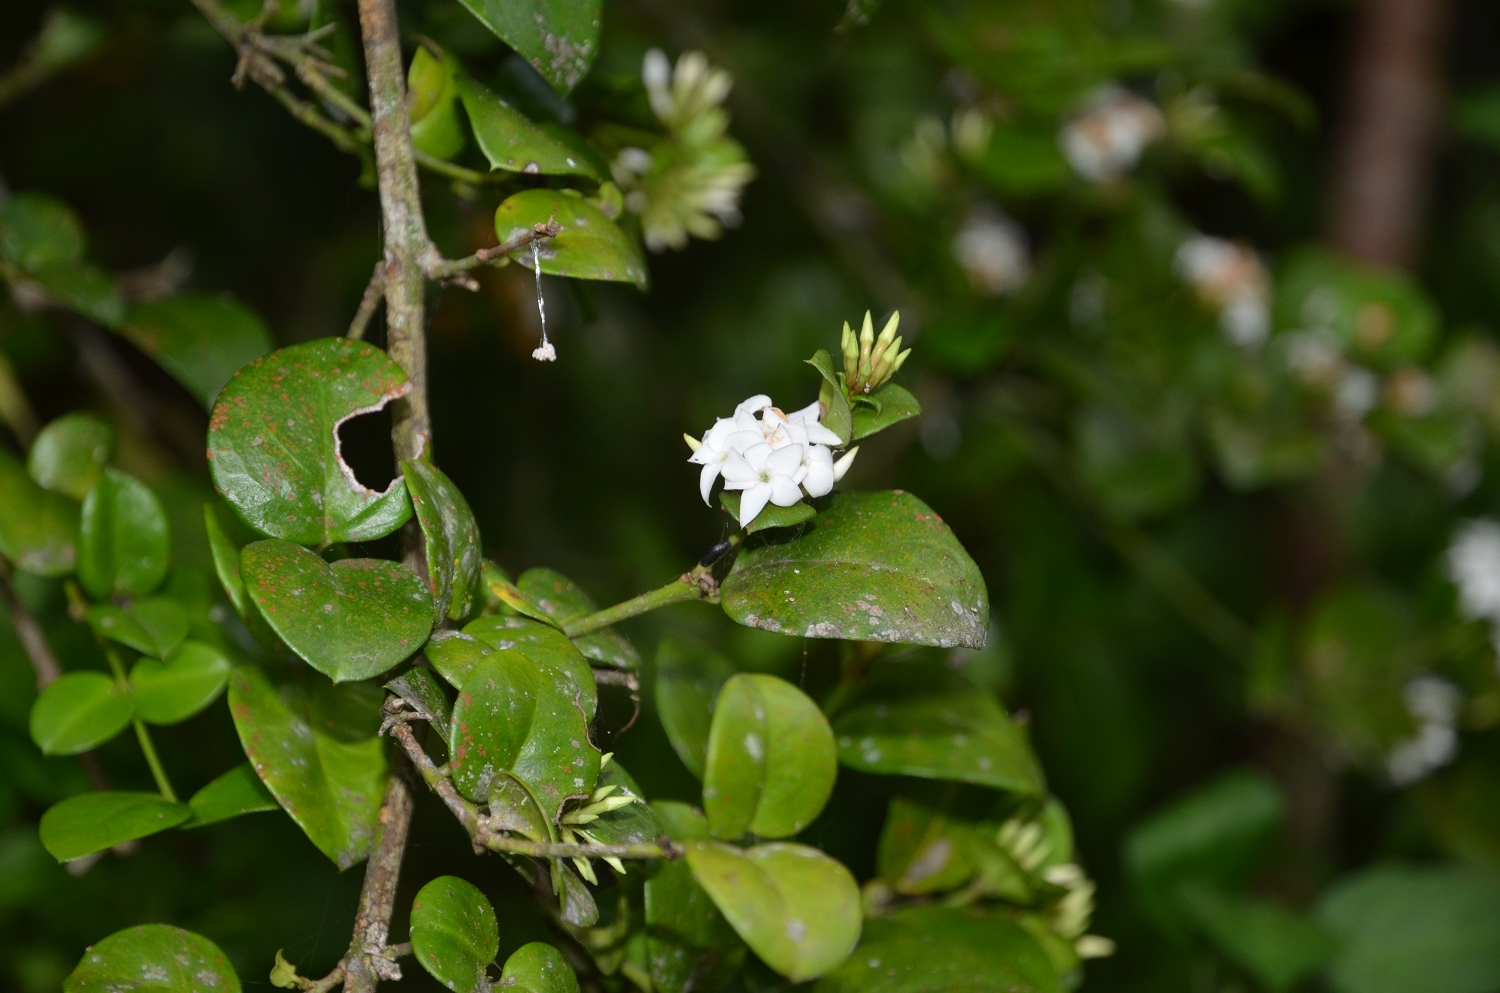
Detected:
[{"left": 5, "top": 0, "right": 1500, "bottom": 990}]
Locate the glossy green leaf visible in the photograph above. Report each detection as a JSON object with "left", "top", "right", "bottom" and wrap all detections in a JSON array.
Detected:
[
  {"left": 553, "top": 858, "right": 599, "bottom": 926},
  {"left": 704, "top": 673, "right": 837, "bottom": 840},
  {"left": 227, "top": 665, "right": 388, "bottom": 868},
  {"left": 29, "top": 671, "right": 133, "bottom": 755},
  {"left": 402, "top": 459, "right": 483, "bottom": 625},
  {"left": 426, "top": 629, "right": 496, "bottom": 689},
  {"left": 501, "top": 942, "right": 579, "bottom": 993},
  {"left": 454, "top": 0, "right": 600, "bottom": 93},
  {"left": 184, "top": 762, "right": 279, "bottom": 827},
  {"left": 457, "top": 76, "right": 601, "bottom": 179},
  {"left": 830, "top": 658, "right": 1043, "bottom": 794},
  {"left": 1180, "top": 886, "right": 1333, "bottom": 993},
  {"left": 204, "top": 502, "right": 252, "bottom": 619},
  {"left": 876, "top": 794, "right": 977, "bottom": 896},
  {"left": 78, "top": 468, "right": 170, "bottom": 599},
  {"left": 654, "top": 635, "right": 735, "bottom": 780},
  {"left": 130, "top": 641, "right": 233, "bottom": 725},
  {"left": 207, "top": 337, "right": 413, "bottom": 545},
  {"left": 685, "top": 840, "right": 862, "bottom": 982},
  {"left": 518, "top": 567, "right": 639, "bottom": 669},
  {"left": 30, "top": 263, "right": 124, "bottom": 327},
  {"left": 850, "top": 384, "right": 921, "bottom": 440},
  {"left": 386, "top": 667, "right": 452, "bottom": 746},
  {"left": 0, "top": 445, "right": 79, "bottom": 577},
  {"left": 495, "top": 190, "right": 648, "bottom": 288},
  {"left": 646, "top": 802, "right": 747, "bottom": 993},
  {"left": 811, "top": 905, "right": 1062, "bottom": 993},
  {"left": 242, "top": 539, "right": 431, "bottom": 683},
  {"left": 464, "top": 614, "right": 596, "bottom": 718},
  {"left": 86, "top": 597, "right": 188, "bottom": 658},
  {"left": 408, "top": 47, "right": 466, "bottom": 161},
  {"left": 121, "top": 293, "right": 274, "bottom": 407},
  {"left": 40, "top": 792, "right": 191, "bottom": 862},
  {"left": 63, "top": 924, "right": 240, "bottom": 993},
  {"left": 0, "top": 191, "right": 84, "bottom": 271},
  {"left": 721, "top": 491, "right": 989, "bottom": 648},
  {"left": 449, "top": 650, "right": 600, "bottom": 818},
  {"left": 410, "top": 875, "right": 499, "bottom": 993},
  {"left": 806, "top": 350, "right": 853, "bottom": 444},
  {"left": 28, "top": 413, "right": 113, "bottom": 499},
  {"left": 721, "top": 491, "right": 817, "bottom": 534},
  {"left": 489, "top": 773, "right": 551, "bottom": 841},
  {"left": 583, "top": 760, "right": 661, "bottom": 847}
]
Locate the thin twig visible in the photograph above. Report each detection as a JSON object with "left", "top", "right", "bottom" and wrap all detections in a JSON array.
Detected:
[
  {"left": 426, "top": 220, "right": 563, "bottom": 281},
  {"left": 347, "top": 264, "right": 385, "bottom": 340},
  {"left": 0, "top": 556, "right": 61, "bottom": 689}
]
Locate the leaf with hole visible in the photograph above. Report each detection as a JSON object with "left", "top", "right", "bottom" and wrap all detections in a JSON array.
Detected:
[
  {"left": 78, "top": 468, "right": 170, "bottom": 599},
  {"left": 720, "top": 491, "right": 989, "bottom": 648},
  {"left": 831, "top": 658, "right": 1042, "bottom": 795},
  {"left": 408, "top": 46, "right": 466, "bottom": 161},
  {"left": 28, "top": 413, "right": 113, "bottom": 500},
  {"left": 85, "top": 597, "right": 188, "bottom": 658},
  {"left": 721, "top": 491, "right": 817, "bottom": 534},
  {"left": 646, "top": 802, "right": 747, "bottom": 993},
  {"left": 0, "top": 191, "right": 84, "bottom": 272},
  {"left": 654, "top": 635, "right": 735, "bottom": 780},
  {"left": 184, "top": 762, "right": 279, "bottom": 828},
  {"left": 242, "top": 539, "right": 432, "bottom": 682},
  {"left": 386, "top": 667, "right": 452, "bottom": 746},
  {"left": 40, "top": 792, "right": 192, "bottom": 862},
  {"left": 448, "top": 650, "right": 600, "bottom": 820},
  {"left": 704, "top": 673, "right": 837, "bottom": 840},
  {"left": 851, "top": 384, "right": 920, "bottom": 440},
  {"left": 502, "top": 942, "right": 580, "bottom": 993},
  {"left": 121, "top": 293, "right": 274, "bottom": 407},
  {"left": 227, "top": 665, "right": 388, "bottom": 868},
  {"left": 457, "top": 76, "right": 601, "bottom": 179},
  {"left": 464, "top": 614, "right": 596, "bottom": 718},
  {"left": 455, "top": 0, "right": 600, "bottom": 93},
  {"left": 410, "top": 875, "right": 499, "bottom": 993},
  {"left": 207, "top": 337, "right": 413, "bottom": 545},
  {"left": 63, "top": 923, "right": 240, "bottom": 993},
  {"left": 29, "top": 671, "right": 133, "bottom": 755},
  {"left": 0, "top": 445, "right": 78, "bottom": 577},
  {"left": 495, "top": 189, "right": 648, "bottom": 288},
  {"left": 518, "top": 567, "right": 639, "bottom": 669},
  {"left": 402, "top": 459, "right": 483, "bottom": 625},
  {"left": 130, "top": 641, "right": 233, "bottom": 724},
  {"left": 685, "top": 840, "right": 862, "bottom": 982}
]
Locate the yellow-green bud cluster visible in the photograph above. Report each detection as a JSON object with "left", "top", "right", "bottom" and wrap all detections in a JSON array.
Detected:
[{"left": 841, "top": 310, "right": 910, "bottom": 395}]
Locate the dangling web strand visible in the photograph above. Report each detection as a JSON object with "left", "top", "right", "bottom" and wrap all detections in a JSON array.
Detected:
[{"left": 530, "top": 240, "right": 556, "bottom": 362}]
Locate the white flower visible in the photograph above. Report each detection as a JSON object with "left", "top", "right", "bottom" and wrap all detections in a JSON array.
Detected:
[
  {"left": 1335, "top": 367, "right": 1380, "bottom": 421},
  {"left": 1448, "top": 520, "right": 1500, "bottom": 623},
  {"left": 1174, "top": 234, "right": 1271, "bottom": 349},
  {"left": 723, "top": 443, "right": 806, "bottom": 527},
  {"left": 953, "top": 207, "right": 1031, "bottom": 296},
  {"left": 786, "top": 401, "right": 843, "bottom": 446},
  {"left": 1059, "top": 86, "right": 1164, "bottom": 183},
  {"left": 1387, "top": 675, "right": 1462, "bottom": 786},
  {"left": 800, "top": 444, "right": 836, "bottom": 498}
]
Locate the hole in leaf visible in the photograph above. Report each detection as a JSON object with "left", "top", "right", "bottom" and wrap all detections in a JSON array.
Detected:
[{"left": 336, "top": 404, "right": 397, "bottom": 494}]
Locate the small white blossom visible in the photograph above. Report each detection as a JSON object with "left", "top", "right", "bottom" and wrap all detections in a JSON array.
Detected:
[
  {"left": 723, "top": 443, "right": 806, "bottom": 527},
  {"left": 953, "top": 207, "right": 1031, "bottom": 296},
  {"left": 1387, "top": 675, "right": 1462, "bottom": 786},
  {"left": 1448, "top": 520, "right": 1500, "bottom": 623},
  {"left": 1174, "top": 234, "right": 1271, "bottom": 348},
  {"left": 1059, "top": 86, "right": 1164, "bottom": 183},
  {"left": 1335, "top": 366, "right": 1380, "bottom": 421}
]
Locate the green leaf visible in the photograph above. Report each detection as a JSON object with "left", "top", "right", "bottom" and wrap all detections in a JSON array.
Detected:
[
  {"left": 227, "top": 665, "right": 388, "bottom": 868},
  {"left": 583, "top": 760, "right": 661, "bottom": 847},
  {"left": 720, "top": 491, "right": 817, "bottom": 534},
  {"left": 408, "top": 47, "right": 466, "bottom": 161},
  {"left": 130, "top": 641, "right": 234, "bottom": 725},
  {"left": 876, "top": 794, "right": 978, "bottom": 896},
  {"left": 646, "top": 802, "right": 747, "bottom": 993},
  {"left": 464, "top": 614, "right": 597, "bottom": 718},
  {"left": 0, "top": 192, "right": 84, "bottom": 272},
  {"left": 30, "top": 263, "right": 124, "bottom": 327},
  {"left": 1316, "top": 863, "right": 1500, "bottom": 993},
  {"left": 40, "top": 792, "right": 191, "bottom": 862},
  {"left": 721, "top": 491, "right": 990, "bottom": 649},
  {"left": 501, "top": 942, "right": 580, "bottom": 993},
  {"left": 207, "top": 337, "right": 414, "bottom": 545},
  {"left": 241, "top": 539, "right": 432, "bottom": 683},
  {"left": 63, "top": 924, "right": 240, "bottom": 993},
  {"left": 78, "top": 468, "right": 170, "bottom": 599},
  {"left": 704, "top": 673, "right": 837, "bottom": 840},
  {"left": 850, "top": 384, "right": 920, "bottom": 440},
  {"left": 28, "top": 413, "right": 113, "bottom": 500},
  {"left": 806, "top": 351, "right": 852, "bottom": 444},
  {"left": 489, "top": 773, "right": 552, "bottom": 841},
  {"left": 457, "top": 76, "right": 601, "bottom": 179},
  {"left": 454, "top": 0, "right": 600, "bottom": 93},
  {"left": 811, "top": 905, "right": 1063, "bottom": 993},
  {"left": 385, "top": 667, "right": 452, "bottom": 746},
  {"left": 204, "top": 502, "right": 252, "bottom": 619},
  {"left": 1179, "top": 886, "right": 1333, "bottom": 993},
  {"left": 184, "top": 762, "right": 279, "bottom": 827},
  {"left": 654, "top": 635, "right": 735, "bottom": 780},
  {"left": 29, "top": 671, "right": 134, "bottom": 755},
  {"left": 410, "top": 875, "right": 499, "bottom": 993},
  {"left": 401, "top": 459, "right": 483, "bottom": 625},
  {"left": 86, "top": 597, "right": 189, "bottom": 658},
  {"left": 495, "top": 190, "right": 648, "bottom": 288},
  {"left": 553, "top": 858, "right": 599, "bottom": 926},
  {"left": 449, "top": 650, "right": 601, "bottom": 818},
  {"left": 830, "top": 658, "right": 1043, "bottom": 794},
  {"left": 0, "top": 445, "right": 79, "bottom": 577},
  {"left": 426, "top": 629, "right": 496, "bottom": 689},
  {"left": 685, "top": 840, "right": 862, "bottom": 982},
  {"left": 518, "top": 567, "right": 639, "bottom": 669},
  {"left": 120, "top": 293, "right": 274, "bottom": 407}
]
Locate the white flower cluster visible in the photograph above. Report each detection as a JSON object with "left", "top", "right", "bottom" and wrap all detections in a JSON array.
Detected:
[
  {"left": 1448, "top": 519, "right": 1500, "bottom": 637},
  {"left": 1174, "top": 234, "right": 1271, "bottom": 348},
  {"left": 1058, "top": 86, "right": 1165, "bottom": 183},
  {"left": 687, "top": 395, "right": 857, "bottom": 528},
  {"left": 1386, "top": 675, "right": 1462, "bottom": 786},
  {"left": 953, "top": 206, "right": 1031, "bottom": 297}
]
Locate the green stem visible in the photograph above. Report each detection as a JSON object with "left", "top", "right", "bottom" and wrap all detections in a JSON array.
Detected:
[
  {"left": 133, "top": 719, "right": 179, "bottom": 803},
  {"left": 563, "top": 577, "right": 713, "bottom": 638}
]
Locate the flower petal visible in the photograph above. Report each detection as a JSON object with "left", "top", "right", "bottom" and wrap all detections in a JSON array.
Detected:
[
  {"left": 738, "top": 483, "right": 772, "bottom": 527},
  {"left": 770, "top": 475, "right": 803, "bottom": 507},
  {"left": 721, "top": 448, "right": 759, "bottom": 486},
  {"left": 735, "top": 394, "right": 773, "bottom": 417},
  {"left": 699, "top": 462, "right": 722, "bottom": 504},
  {"left": 832, "top": 446, "right": 859, "bottom": 482},
  {"left": 764, "top": 444, "right": 804, "bottom": 474}
]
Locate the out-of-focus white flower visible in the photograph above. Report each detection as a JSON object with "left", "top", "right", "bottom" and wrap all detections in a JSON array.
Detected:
[
  {"left": 953, "top": 207, "right": 1031, "bottom": 297},
  {"left": 1387, "top": 675, "right": 1462, "bottom": 786},
  {"left": 1059, "top": 86, "right": 1164, "bottom": 183},
  {"left": 1335, "top": 366, "right": 1380, "bottom": 421},
  {"left": 1285, "top": 328, "right": 1344, "bottom": 386},
  {"left": 1448, "top": 519, "right": 1500, "bottom": 623},
  {"left": 1174, "top": 234, "right": 1271, "bottom": 348}
]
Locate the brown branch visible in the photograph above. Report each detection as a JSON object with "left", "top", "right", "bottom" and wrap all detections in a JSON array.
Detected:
[
  {"left": 347, "top": 263, "right": 386, "bottom": 340},
  {"left": 427, "top": 221, "right": 562, "bottom": 283},
  {"left": 0, "top": 556, "right": 60, "bottom": 690}
]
